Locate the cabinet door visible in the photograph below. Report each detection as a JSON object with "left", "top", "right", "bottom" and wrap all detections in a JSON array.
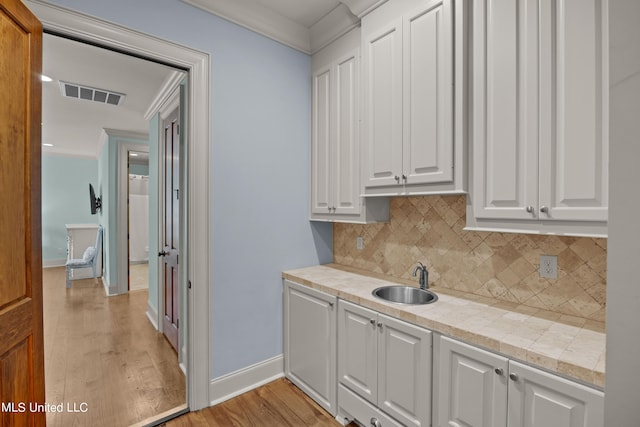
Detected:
[
  {"left": 333, "top": 49, "right": 361, "bottom": 215},
  {"left": 284, "top": 280, "right": 337, "bottom": 415},
  {"left": 338, "top": 300, "right": 378, "bottom": 405},
  {"left": 403, "top": 0, "right": 454, "bottom": 185},
  {"left": 378, "top": 314, "right": 432, "bottom": 427},
  {"left": 437, "top": 336, "right": 508, "bottom": 427},
  {"left": 507, "top": 360, "right": 604, "bottom": 427},
  {"left": 538, "top": 0, "right": 608, "bottom": 222},
  {"left": 362, "top": 16, "right": 403, "bottom": 188},
  {"left": 472, "top": 0, "right": 539, "bottom": 220},
  {"left": 311, "top": 65, "right": 333, "bottom": 215}
]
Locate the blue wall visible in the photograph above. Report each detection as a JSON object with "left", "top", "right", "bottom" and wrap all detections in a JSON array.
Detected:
[
  {"left": 42, "top": 154, "right": 99, "bottom": 263},
  {"left": 46, "top": 0, "right": 333, "bottom": 379}
]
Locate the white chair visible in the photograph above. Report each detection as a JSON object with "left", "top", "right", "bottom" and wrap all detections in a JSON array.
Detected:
[{"left": 66, "top": 226, "right": 103, "bottom": 288}]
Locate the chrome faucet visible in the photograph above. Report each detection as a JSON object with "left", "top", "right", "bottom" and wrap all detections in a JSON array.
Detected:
[{"left": 412, "top": 262, "right": 429, "bottom": 290}]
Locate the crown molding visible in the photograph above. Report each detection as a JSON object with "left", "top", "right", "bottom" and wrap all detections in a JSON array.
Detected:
[
  {"left": 341, "top": 0, "right": 389, "bottom": 17},
  {"left": 182, "top": 0, "right": 311, "bottom": 53},
  {"left": 310, "top": 4, "right": 359, "bottom": 54},
  {"left": 180, "top": 0, "right": 383, "bottom": 54}
]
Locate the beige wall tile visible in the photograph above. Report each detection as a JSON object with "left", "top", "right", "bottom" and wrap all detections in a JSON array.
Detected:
[{"left": 333, "top": 195, "right": 606, "bottom": 321}]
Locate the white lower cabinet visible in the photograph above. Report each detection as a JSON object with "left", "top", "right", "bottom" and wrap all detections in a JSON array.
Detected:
[
  {"left": 283, "top": 280, "right": 337, "bottom": 415},
  {"left": 338, "top": 300, "right": 432, "bottom": 427},
  {"left": 436, "top": 335, "right": 604, "bottom": 427}
]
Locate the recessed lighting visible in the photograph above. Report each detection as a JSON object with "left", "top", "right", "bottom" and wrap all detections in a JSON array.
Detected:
[
  {"left": 43, "top": 143, "right": 54, "bottom": 147},
  {"left": 41, "top": 75, "right": 53, "bottom": 82}
]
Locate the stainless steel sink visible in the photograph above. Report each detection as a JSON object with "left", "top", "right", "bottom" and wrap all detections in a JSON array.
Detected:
[{"left": 372, "top": 285, "right": 438, "bottom": 305}]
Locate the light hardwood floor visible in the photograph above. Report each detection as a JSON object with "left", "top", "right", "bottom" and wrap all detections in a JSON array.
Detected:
[
  {"left": 164, "top": 378, "right": 356, "bottom": 427},
  {"left": 43, "top": 267, "right": 186, "bottom": 427}
]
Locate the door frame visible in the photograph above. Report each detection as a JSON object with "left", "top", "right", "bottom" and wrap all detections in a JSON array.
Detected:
[{"left": 26, "top": 0, "right": 211, "bottom": 410}]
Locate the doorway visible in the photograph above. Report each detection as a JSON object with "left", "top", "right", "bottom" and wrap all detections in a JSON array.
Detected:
[
  {"left": 29, "top": 0, "right": 211, "bottom": 411},
  {"left": 128, "top": 149, "right": 150, "bottom": 293}
]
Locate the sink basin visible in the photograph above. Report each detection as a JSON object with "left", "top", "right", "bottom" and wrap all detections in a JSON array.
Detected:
[{"left": 372, "top": 285, "right": 438, "bottom": 305}]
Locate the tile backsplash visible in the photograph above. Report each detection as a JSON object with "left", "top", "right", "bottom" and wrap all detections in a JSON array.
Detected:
[{"left": 333, "top": 195, "right": 607, "bottom": 321}]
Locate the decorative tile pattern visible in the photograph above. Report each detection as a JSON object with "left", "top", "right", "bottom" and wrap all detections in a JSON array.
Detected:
[{"left": 334, "top": 195, "right": 607, "bottom": 321}]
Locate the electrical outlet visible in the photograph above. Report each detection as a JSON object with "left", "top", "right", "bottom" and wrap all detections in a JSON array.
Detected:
[
  {"left": 539, "top": 255, "right": 558, "bottom": 279},
  {"left": 356, "top": 236, "right": 364, "bottom": 251}
]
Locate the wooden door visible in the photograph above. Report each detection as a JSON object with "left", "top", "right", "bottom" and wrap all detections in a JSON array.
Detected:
[
  {"left": 507, "top": 360, "right": 604, "bottom": 427},
  {"left": 377, "top": 314, "right": 431, "bottom": 427},
  {"left": 161, "top": 108, "right": 180, "bottom": 351},
  {"left": 437, "top": 336, "right": 508, "bottom": 427},
  {"left": 403, "top": 0, "right": 453, "bottom": 186},
  {"left": 337, "top": 300, "right": 377, "bottom": 405},
  {"left": 0, "top": 1, "right": 46, "bottom": 425},
  {"left": 283, "top": 280, "right": 337, "bottom": 415}
]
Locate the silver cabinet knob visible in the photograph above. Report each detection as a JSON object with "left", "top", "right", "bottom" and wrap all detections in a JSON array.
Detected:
[
  {"left": 377, "top": 322, "right": 383, "bottom": 329},
  {"left": 371, "top": 417, "right": 382, "bottom": 427},
  {"left": 526, "top": 206, "right": 534, "bottom": 214},
  {"left": 402, "top": 174, "right": 407, "bottom": 181},
  {"left": 495, "top": 368, "right": 504, "bottom": 376},
  {"left": 370, "top": 319, "right": 376, "bottom": 325},
  {"left": 394, "top": 175, "right": 400, "bottom": 182},
  {"left": 509, "top": 373, "right": 519, "bottom": 382},
  {"left": 540, "top": 206, "right": 549, "bottom": 214}
]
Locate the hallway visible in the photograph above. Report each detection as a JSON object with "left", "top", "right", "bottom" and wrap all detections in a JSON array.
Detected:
[{"left": 43, "top": 267, "right": 185, "bottom": 426}]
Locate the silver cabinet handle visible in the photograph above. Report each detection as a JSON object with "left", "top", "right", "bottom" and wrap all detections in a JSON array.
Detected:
[
  {"left": 509, "top": 373, "right": 519, "bottom": 382},
  {"left": 328, "top": 302, "right": 334, "bottom": 307},
  {"left": 371, "top": 417, "right": 382, "bottom": 427},
  {"left": 377, "top": 322, "right": 383, "bottom": 329},
  {"left": 394, "top": 175, "right": 400, "bottom": 182},
  {"left": 495, "top": 368, "right": 504, "bottom": 376},
  {"left": 526, "top": 206, "right": 534, "bottom": 214},
  {"left": 402, "top": 174, "right": 407, "bottom": 181},
  {"left": 540, "top": 206, "right": 549, "bottom": 214},
  {"left": 370, "top": 319, "right": 376, "bottom": 325}
]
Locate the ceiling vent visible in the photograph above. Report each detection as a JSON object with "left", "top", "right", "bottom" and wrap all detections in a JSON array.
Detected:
[{"left": 59, "top": 81, "right": 126, "bottom": 106}]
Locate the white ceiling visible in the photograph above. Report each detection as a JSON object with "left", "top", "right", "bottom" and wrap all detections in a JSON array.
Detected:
[{"left": 42, "top": 33, "right": 182, "bottom": 158}]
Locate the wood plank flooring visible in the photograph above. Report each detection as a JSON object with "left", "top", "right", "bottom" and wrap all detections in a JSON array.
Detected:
[
  {"left": 164, "top": 379, "right": 356, "bottom": 427},
  {"left": 43, "top": 267, "right": 186, "bottom": 427}
]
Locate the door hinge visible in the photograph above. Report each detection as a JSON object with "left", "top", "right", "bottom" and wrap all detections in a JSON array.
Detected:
[
  {"left": 176, "top": 319, "right": 179, "bottom": 329},
  {"left": 188, "top": 280, "right": 192, "bottom": 289},
  {"left": 176, "top": 254, "right": 179, "bottom": 264}
]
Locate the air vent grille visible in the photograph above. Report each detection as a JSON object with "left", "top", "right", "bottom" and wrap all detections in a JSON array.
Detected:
[{"left": 59, "top": 81, "right": 126, "bottom": 106}]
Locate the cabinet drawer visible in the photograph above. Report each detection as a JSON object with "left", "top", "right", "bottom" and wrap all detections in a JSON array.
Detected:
[{"left": 339, "top": 385, "right": 403, "bottom": 427}]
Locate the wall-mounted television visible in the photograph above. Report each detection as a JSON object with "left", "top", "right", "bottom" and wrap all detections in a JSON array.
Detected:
[{"left": 89, "top": 183, "right": 102, "bottom": 215}]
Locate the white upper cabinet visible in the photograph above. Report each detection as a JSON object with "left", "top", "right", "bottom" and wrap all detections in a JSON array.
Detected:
[
  {"left": 361, "top": 0, "right": 466, "bottom": 196},
  {"left": 310, "top": 28, "right": 390, "bottom": 223},
  {"left": 471, "top": 0, "right": 608, "bottom": 235}
]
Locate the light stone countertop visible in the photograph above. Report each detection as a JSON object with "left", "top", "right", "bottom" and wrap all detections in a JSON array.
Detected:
[{"left": 282, "top": 263, "right": 606, "bottom": 389}]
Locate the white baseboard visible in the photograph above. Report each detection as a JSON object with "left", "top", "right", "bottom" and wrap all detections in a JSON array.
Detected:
[
  {"left": 102, "top": 276, "right": 119, "bottom": 296},
  {"left": 146, "top": 302, "right": 159, "bottom": 330},
  {"left": 209, "top": 355, "right": 284, "bottom": 406},
  {"left": 43, "top": 258, "right": 66, "bottom": 268}
]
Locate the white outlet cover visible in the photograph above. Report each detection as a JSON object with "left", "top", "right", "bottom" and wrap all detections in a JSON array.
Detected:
[
  {"left": 356, "top": 236, "right": 364, "bottom": 251},
  {"left": 539, "top": 255, "right": 558, "bottom": 279}
]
